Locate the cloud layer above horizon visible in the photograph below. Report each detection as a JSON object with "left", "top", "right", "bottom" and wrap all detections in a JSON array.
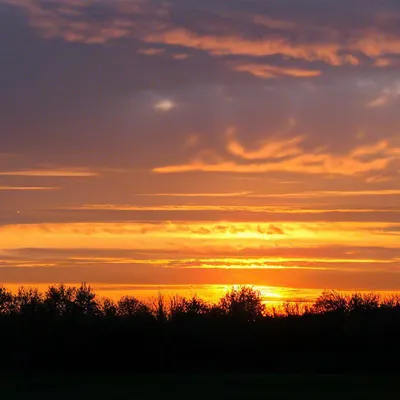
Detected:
[{"left": 0, "top": 0, "right": 400, "bottom": 296}]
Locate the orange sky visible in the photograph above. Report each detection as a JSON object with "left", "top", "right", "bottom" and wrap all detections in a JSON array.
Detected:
[{"left": 0, "top": 0, "right": 400, "bottom": 301}]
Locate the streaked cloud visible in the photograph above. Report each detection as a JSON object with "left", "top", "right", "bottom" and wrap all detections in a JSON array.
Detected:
[
  {"left": 137, "top": 191, "right": 253, "bottom": 197},
  {"left": 1, "top": 244, "right": 398, "bottom": 294},
  {"left": 173, "top": 53, "right": 189, "bottom": 60},
  {"left": 153, "top": 136, "right": 399, "bottom": 176},
  {"left": 5, "top": 0, "right": 400, "bottom": 73},
  {"left": 145, "top": 25, "right": 355, "bottom": 66},
  {"left": 368, "top": 81, "right": 400, "bottom": 108},
  {"left": 251, "top": 189, "right": 400, "bottom": 199},
  {"left": 66, "top": 204, "right": 400, "bottom": 215},
  {"left": 138, "top": 48, "right": 166, "bottom": 56},
  {"left": 232, "top": 63, "right": 321, "bottom": 79},
  {"left": 0, "top": 167, "right": 98, "bottom": 177},
  {"left": 1, "top": 221, "right": 399, "bottom": 251},
  {"left": 1, "top": 0, "right": 157, "bottom": 44},
  {"left": 0, "top": 186, "right": 58, "bottom": 191},
  {"left": 226, "top": 129, "right": 303, "bottom": 160}
]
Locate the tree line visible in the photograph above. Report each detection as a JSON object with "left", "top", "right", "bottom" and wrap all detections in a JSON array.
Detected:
[{"left": 1, "top": 283, "right": 400, "bottom": 374}]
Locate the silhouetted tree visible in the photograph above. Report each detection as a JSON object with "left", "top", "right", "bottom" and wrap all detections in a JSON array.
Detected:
[
  {"left": 218, "top": 286, "right": 265, "bottom": 321},
  {"left": 382, "top": 294, "right": 400, "bottom": 309},
  {"left": 151, "top": 293, "right": 168, "bottom": 322},
  {"left": 283, "top": 301, "right": 312, "bottom": 317},
  {"left": 182, "top": 295, "right": 210, "bottom": 316},
  {"left": 99, "top": 297, "right": 117, "bottom": 319},
  {"left": 44, "top": 284, "right": 76, "bottom": 317},
  {"left": 14, "top": 287, "right": 43, "bottom": 316},
  {"left": 313, "top": 290, "right": 348, "bottom": 314},
  {"left": 1, "top": 283, "right": 400, "bottom": 374},
  {"left": 169, "top": 295, "right": 210, "bottom": 320},
  {"left": 73, "top": 283, "right": 98, "bottom": 316},
  {"left": 117, "top": 296, "right": 151, "bottom": 319},
  {"left": 0, "top": 285, "right": 14, "bottom": 315},
  {"left": 348, "top": 292, "right": 380, "bottom": 313}
]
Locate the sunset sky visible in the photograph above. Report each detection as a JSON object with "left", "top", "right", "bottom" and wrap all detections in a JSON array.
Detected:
[{"left": 1, "top": 0, "right": 400, "bottom": 301}]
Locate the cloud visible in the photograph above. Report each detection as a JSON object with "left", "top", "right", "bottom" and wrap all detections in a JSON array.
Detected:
[
  {"left": 368, "top": 81, "right": 400, "bottom": 108},
  {"left": 0, "top": 167, "right": 98, "bottom": 177},
  {"left": 232, "top": 63, "right": 321, "bottom": 79},
  {"left": 141, "top": 9, "right": 400, "bottom": 69},
  {"left": 185, "top": 133, "right": 199, "bottom": 148},
  {"left": 251, "top": 189, "right": 400, "bottom": 199},
  {"left": 1, "top": 244, "right": 399, "bottom": 292},
  {"left": 15, "top": 202, "right": 398, "bottom": 226},
  {"left": 374, "top": 58, "right": 393, "bottom": 67},
  {"left": 173, "top": 53, "right": 189, "bottom": 60},
  {"left": 2, "top": 0, "right": 165, "bottom": 44},
  {"left": 365, "top": 175, "right": 393, "bottom": 183},
  {"left": 154, "top": 99, "right": 176, "bottom": 112},
  {"left": 252, "top": 15, "right": 298, "bottom": 31},
  {"left": 138, "top": 48, "right": 165, "bottom": 56},
  {"left": 5, "top": 0, "right": 400, "bottom": 73},
  {"left": 1, "top": 221, "right": 399, "bottom": 252},
  {"left": 137, "top": 191, "right": 253, "bottom": 197},
  {"left": 66, "top": 204, "right": 400, "bottom": 214},
  {"left": 226, "top": 129, "right": 303, "bottom": 160},
  {"left": 0, "top": 186, "right": 58, "bottom": 191},
  {"left": 143, "top": 26, "right": 400, "bottom": 69},
  {"left": 153, "top": 134, "right": 399, "bottom": 176},
  {"left": 6, "top": 245, "right": 399, "bottom": 263},
  {"left": 144, "top": 28, "right": 347, "bottom": 66}
]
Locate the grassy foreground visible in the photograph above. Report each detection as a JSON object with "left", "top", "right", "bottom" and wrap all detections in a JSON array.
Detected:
[{"left": 2, "top": 374, "right": 397, "bottom": 399}]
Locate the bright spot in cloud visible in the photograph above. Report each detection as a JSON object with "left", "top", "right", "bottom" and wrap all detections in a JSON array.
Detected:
[
  {"left": 367, "top": 81, "right": 400, "bottom": 108},
  {"left": 154, "top": 99, "right": 176, "bottom": 112}
]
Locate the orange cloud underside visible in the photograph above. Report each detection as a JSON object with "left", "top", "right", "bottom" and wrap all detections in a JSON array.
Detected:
[
  {"left": 1, "top": 217, "right": 399, "bottom": 295},
  {"left": 1, "top": 221, "right": 399, "bottom": 253},
  {"left": 153, "top": 135, "right": 399, "bottom": 175}
]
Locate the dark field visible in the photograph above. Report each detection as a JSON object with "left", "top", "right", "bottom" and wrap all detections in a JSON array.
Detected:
[{"left": 2, "top": 375, "right": 397, "bottom": 399}]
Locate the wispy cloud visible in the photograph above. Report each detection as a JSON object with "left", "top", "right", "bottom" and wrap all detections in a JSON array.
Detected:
[
  {"left": 2, "top": 0, "right": 156, "bottom": 44},
  {"left": 153, "top": 135, "right": 399, "bottom": 176},
  {"left": 232, "top": 63, "right": 321, "bottom": 79},
  {"left": 69, "top": 203, "right": 400, "bottom": 214},
  {"left": 368, "top": 81, "right": 400, "bottom": 108},
  {"left": 6, "top": 0, "right": 400, "bottom": 73},
  {"left": 136, "top": 191, "right": 253, "bottom": 197},
  {"left": 144, "top": 28, "right": 349, "bottom": 66},
  {"left": 226, "top": 129, "right": 303, "bottom": 160},
  {"left": 0, "top": 168, "right": 98, "bottom": 177},
  {"left": 138, "top": 47, "right": 165, "bottom": 56},
  {"left": 2, "top": 245, "right": 399, "bottom": 292},
  {"left": 0, "top": 186, "right": 58, "bottom": 191},
  {"left": 251, "top": 189, "right": 400, "bottom": 199}
]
